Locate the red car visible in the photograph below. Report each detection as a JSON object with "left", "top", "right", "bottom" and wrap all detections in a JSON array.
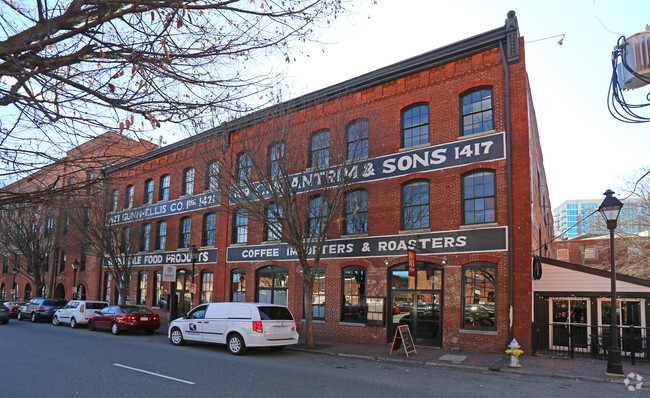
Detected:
[
  {"left": 3, "top": 301, "right": 26, "bottom": 318},
  {"left": 88, "top": 305, "right": 160, "bottom": 335}
]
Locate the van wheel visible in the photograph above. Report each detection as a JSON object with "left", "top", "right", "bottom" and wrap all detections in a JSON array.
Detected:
[
  {"left": 111, "top": 322, "right": 120, "bottom": 335},
  {"left": 70, "top": 318, "right": 78, "bottom": 329},
  {"left": 170, "top": 328, "right": 185, "bottom": 345},
  {"left": 227, "top": 333, "right": 246, "bottom": 355},
  {"left": 52, "top": 316, "right": 60, "bottom": 326},
  {"left": 31, "top": 313, "right": 37, "bottom": 322}
]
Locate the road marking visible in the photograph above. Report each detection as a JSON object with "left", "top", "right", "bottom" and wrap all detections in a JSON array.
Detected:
[{"left": 114, "top": 363, "right": 196, "bottom": 385}]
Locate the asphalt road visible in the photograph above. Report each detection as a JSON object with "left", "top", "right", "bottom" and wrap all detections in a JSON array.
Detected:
[{"left": 0, "top": 320, "right": 634, "bottom": 397}]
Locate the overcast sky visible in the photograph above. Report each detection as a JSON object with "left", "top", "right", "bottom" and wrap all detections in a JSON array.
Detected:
[{"left": 278, "top": 0, "right": 650, "bottom": 209}]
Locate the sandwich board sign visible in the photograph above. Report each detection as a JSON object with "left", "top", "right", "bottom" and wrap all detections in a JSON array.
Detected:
[{"left": 389, "top": 324, "right": 417, "bottom": 357}]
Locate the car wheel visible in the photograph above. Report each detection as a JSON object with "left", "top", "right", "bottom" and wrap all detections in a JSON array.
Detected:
[
  {"left": 0, "top": 319, "right": 7, "bottom": 324},
  {"left": 17, "top": 312, "right": 23, "bottom": 321},
  {"left": 111, "top": 322, "right": 120, "bottom": 335},
  {"left": 170, "top": 328, "right": 185, "bottom": 345},
  {"left": 70, "top": 317, "right": 78, "bottom": 329},
  {"left": 270, "top": 346, "right": 286, "bottom": 351},
  {"left": 227, "top": 333, "right": 246, "bottom": 355},
  {"left": 31, "top": 313, "right": 37, "bottom": 322},
  {"left": 52, "top": 316, "right": 60, "bottom": 326},
  {"left": 88, "top": 320, "right": 96, "bottom": 331}
]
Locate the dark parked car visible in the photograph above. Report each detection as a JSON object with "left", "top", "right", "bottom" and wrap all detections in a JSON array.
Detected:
[
  {"left": 17, "top": 298, "right": 68, "bottom": 322},
  {"left": 88, "top": 305, "right": 160, "bottom": 335},
  {"left": 0, "top": 304, "right": 9, "bottom": 324},
  {"left": 3, "top": 301, "right": 26, "bottom": 318}
]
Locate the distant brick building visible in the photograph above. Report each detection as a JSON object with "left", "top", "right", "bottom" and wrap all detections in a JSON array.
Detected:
[
  {"left": 96, "top": 11, "right": 552, "bottom": 353},
  {"left": 0, "top": 132, "right": 156, "bottom": 303}
]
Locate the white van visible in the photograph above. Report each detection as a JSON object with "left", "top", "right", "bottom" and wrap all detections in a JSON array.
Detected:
[
  {"left": 168, "top": 302, "right": 299, "bottom": 355},
  {"left": 53, "top": 300, "right": 109, "bottom": 328}
]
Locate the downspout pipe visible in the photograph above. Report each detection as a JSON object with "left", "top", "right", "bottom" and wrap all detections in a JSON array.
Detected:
[{"left": 499, "top": 39, "right": 514, "bottom": 343}]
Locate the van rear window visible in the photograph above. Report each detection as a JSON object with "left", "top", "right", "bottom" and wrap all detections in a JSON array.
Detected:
[
  {"left": 258, "top": 306, "right": 293, "bottom": 320},
  {"left": 86, "top": 302, "right": 108, "bottom": 310}
]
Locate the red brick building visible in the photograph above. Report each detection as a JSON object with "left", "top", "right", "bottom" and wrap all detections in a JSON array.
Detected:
[
  {"left": 96, "top": 11, "right": 553, "bottom": 353},
  {"left": 0, "top": 132, "right": 156, "bottom": 304}
]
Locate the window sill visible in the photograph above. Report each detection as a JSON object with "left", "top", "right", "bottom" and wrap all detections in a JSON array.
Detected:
[
  {"left": 342, "top": 233, "right": 368, "bottom": 238},
  {"left": 301, "top": 319, "right": 325, "bottom": 324},
  {"left": 399, "top": 228, "right": 430, "bottom": 235},
  {"left": 229, "top": 243, "right": 248, "bottom": 247},
  {"left": 262, "top": 240, "right": 281, "bottom": 245},
  {"left": 399, "top": 143, "right": 430, "bottom": 152},
  {"left": 457, "top": 129, "right": 500, "bottom": 141},
  {"left": 459, "top": 222, "right": 499, "bottom": 230},
  {"left": 459, "top": 329, "right": 498, "bottom": 335},
  {"left": 339, "top": 321, "right": 366, "bottom": 327}
]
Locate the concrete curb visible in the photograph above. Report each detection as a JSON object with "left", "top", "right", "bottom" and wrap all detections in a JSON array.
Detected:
[{"left": 288, "top": 346, "right": 633, "bottom": 385}]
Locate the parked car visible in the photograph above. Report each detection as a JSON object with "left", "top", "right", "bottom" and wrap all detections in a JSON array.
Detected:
[
  {"left": 17, "top": 298, "right": 68, "bottom": 322},
  {"left": 168, "top": 302, "right": 299, "bottom": 355},
  {"left": 2, "top": 301, "right": 25, "bottom": 318},
  {"left": 88, "top": 305, "right": 160, "bottom": 335},
  {"left": 53, "top": 300, "right": 109, "bottom": 328},
  {"left": 0, "top": 304, "right": 9, "bottom": 324}
]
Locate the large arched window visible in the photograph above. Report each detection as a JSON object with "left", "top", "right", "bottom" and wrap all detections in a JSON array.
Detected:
[
  {"left": 144, "top": 179, "right": 154, "bottom": 204},
  {"left": 256, "top": 266, "right": 288, "bottom": 306},
  {"left": 462, "top": 170, "right": 496, "bottom": 225},
  {"left": 344, "top": 189, "right": 368, "bottom": 235},
  {"left": 461, "top": 87, "right": 493, "bottom": 136},
  {"left": 309, "top": 130, "right": 330, "bottom": 168},
  {"left": 202, "top": 213, "right": 217, "bottom": 246},
  {"left": 179, "top": 217, "right": 191, "bottom": 248},
  {"left": 402, "top": 180, "right": 429, "bottom": 230},
  {"left": 159, "top": 174, "right": 170, "bottom": 201},
  {"left": 182, "top": 167, "right": 195, "bottom": 196},
  {"left": 341, "top": 266, "right": 366, "bottom": 323},
  {"left": 346, "top": 119, "right": 369, "bottom": 160},
  {"left": 231, "top": 269, "right": 246, "bottom": 302},
  {"left": 200, "top": 270, "right": 213, "bottom": 304},
  {"left": 462, "top": 262, "right": 496, "bottom": 330},
  {"left": 401, "top": 103, "right": 429, "bottom": 148},
  {"left": 268, "top": 142, "right": 285, "bottom": 177}
]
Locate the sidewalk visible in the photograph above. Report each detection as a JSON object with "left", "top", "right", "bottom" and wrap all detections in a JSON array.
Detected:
[{"left": 289, "top": 339, "right": 650, "bottom": 384}]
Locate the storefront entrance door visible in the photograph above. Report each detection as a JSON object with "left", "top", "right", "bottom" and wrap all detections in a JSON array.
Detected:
[{"left": 171, "top": 269, "right": 192, "bottom": 319}]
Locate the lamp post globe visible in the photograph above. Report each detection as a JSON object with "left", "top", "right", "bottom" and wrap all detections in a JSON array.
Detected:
[{"left": 598, "top": 189, "right": 624, "bottom": 376}]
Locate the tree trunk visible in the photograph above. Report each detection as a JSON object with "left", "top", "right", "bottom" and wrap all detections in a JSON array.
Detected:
[{"left": 303, "top": 271, "right": 315, "bottom": 347}]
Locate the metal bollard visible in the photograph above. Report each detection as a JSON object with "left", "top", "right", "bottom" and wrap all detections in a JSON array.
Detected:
[{"left": 505, "top": 338, "right": 523, "bottom": 368}]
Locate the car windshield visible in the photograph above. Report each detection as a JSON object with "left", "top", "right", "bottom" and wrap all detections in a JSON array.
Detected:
[
  {"left": 122, "top": 306, "right": 153, "bottom": 314},
  {"left": 258, "top": 306, "right": 293, "bottom": 320}
]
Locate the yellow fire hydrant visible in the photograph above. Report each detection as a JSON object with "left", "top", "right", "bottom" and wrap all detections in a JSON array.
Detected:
[{"left": 505, "top": 338, "right": 523, "bottom": 368}]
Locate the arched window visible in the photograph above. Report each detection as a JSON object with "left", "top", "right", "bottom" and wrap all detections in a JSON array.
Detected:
[
  {"left": 159, "top": 174, "right": 170, "bottom": 201},
  {"left": 141, "top": 223, "right": 151, "bottom": 252},
  {"left": 179, "top": 217, "right": 191, "bottom": 248},
  {"left": 256, "top": 266, "right": 288, "bottom": 306},
  {"left": 76, "top": 284, "right": 87, "bottom": 300},
  {"left": 462, "top": 170, "right": 496, "bottom": 225},
  {"left": 346, "top": 119, "right": 369, "bottom": 160},
  {"left": 401, "top": 103, "right": 429, "bottom": 148},
  {"left": 137, "top": 271, "right": 148, "bottom": 305},
  {"left": 312, "top": 267, "right": 326, "bottom": 320},
  {"left": 200, "top": 270, "right": 213, "bottom": 304},
  {"left": 402, "top": 180, "right": 429, "bottom": 230},
  {"left": 462, "top": 262, "right": 496, "bottom": 330},
  {"left": 154, "top": 271, "right": 164, "bottom": 308},
  {"left": 125, "top": 185, "right": 134, "bottom": 209},
  {"left": 268, "top": 142, "right": 285, "bottom": 176},
  {"left": 461, "top": 87, "right": 493, "bottom": 136},
  {"left": 1, "top": 283, "right": 6, "bottom": 299},
  {"left": 24, "top": 283, "right": 32, "bottom": 301},
  {"left": 144, "top": 179, "right": 154, "bottom": 204},
  {"left": 344, "top": 189, "right": 368, "bottom": 235},
  {"left": 309, "top": 130, "right": 330, "bottom": 168},
  {"left": 237, "top": 152, "right": 252, "bottom": 183},
  {"left": 233, "top": 210, "right": 248, "bottom": 244},
  {"left": 206, "top": 161, "right": 219, "bottom": 190},
  {"left": 202, "top": 213, "right": 217, "bottom": 246},
  {"left": 231, "top": 269, "right": 246, "bottom": 302},
  {"left": 341, "top": 266, "right": 366, "bottom": 323},
  {"left": 182, "top": 167, "right": 195, "bottom": 196},
  {"left": 264, "top": 203, "right": 282, "bottom": 241},
  {"left": 156, "top": 221, "right": 167, "bottom": 250}
]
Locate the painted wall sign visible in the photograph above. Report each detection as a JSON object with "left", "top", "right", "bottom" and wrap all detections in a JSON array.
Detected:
[
  {"left": 106, "top": 248, "right": 218, "bottom": 267},
  {"left": 231, "top": 132, "right": 505, "bottom": 203},
  {"left": 226, "top": 227, "right": 507, "bottom": 262},
  {"left": 108, "top": 191, "right": 220, "bottom": 225}
]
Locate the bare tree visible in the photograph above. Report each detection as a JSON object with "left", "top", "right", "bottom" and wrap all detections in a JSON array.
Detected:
[
  {"left": 0, "top": 0, "right": 365, "bottom": 189},
  {"left": 69, "top": 185, "right": 147, "bottom": 305},
  {"left": 0, "top": 202, "right": 60, "bottom": 298},
  {"left": 213, "top": 100, "right": 373, "bottom": 346}
]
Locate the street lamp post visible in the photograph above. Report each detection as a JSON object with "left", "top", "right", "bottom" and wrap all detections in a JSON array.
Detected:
[
  {"left": 189, "top": 245, "right": 200, "bottom": 307},
  {"left": 71, "top": 259, "right": 80, "bottom": 300},
  {"left": 11, "top": 267, "right": 19, "bottom": 300},
  {"left": 599, "top": 189, "right": 624, "bottom": 376}
]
